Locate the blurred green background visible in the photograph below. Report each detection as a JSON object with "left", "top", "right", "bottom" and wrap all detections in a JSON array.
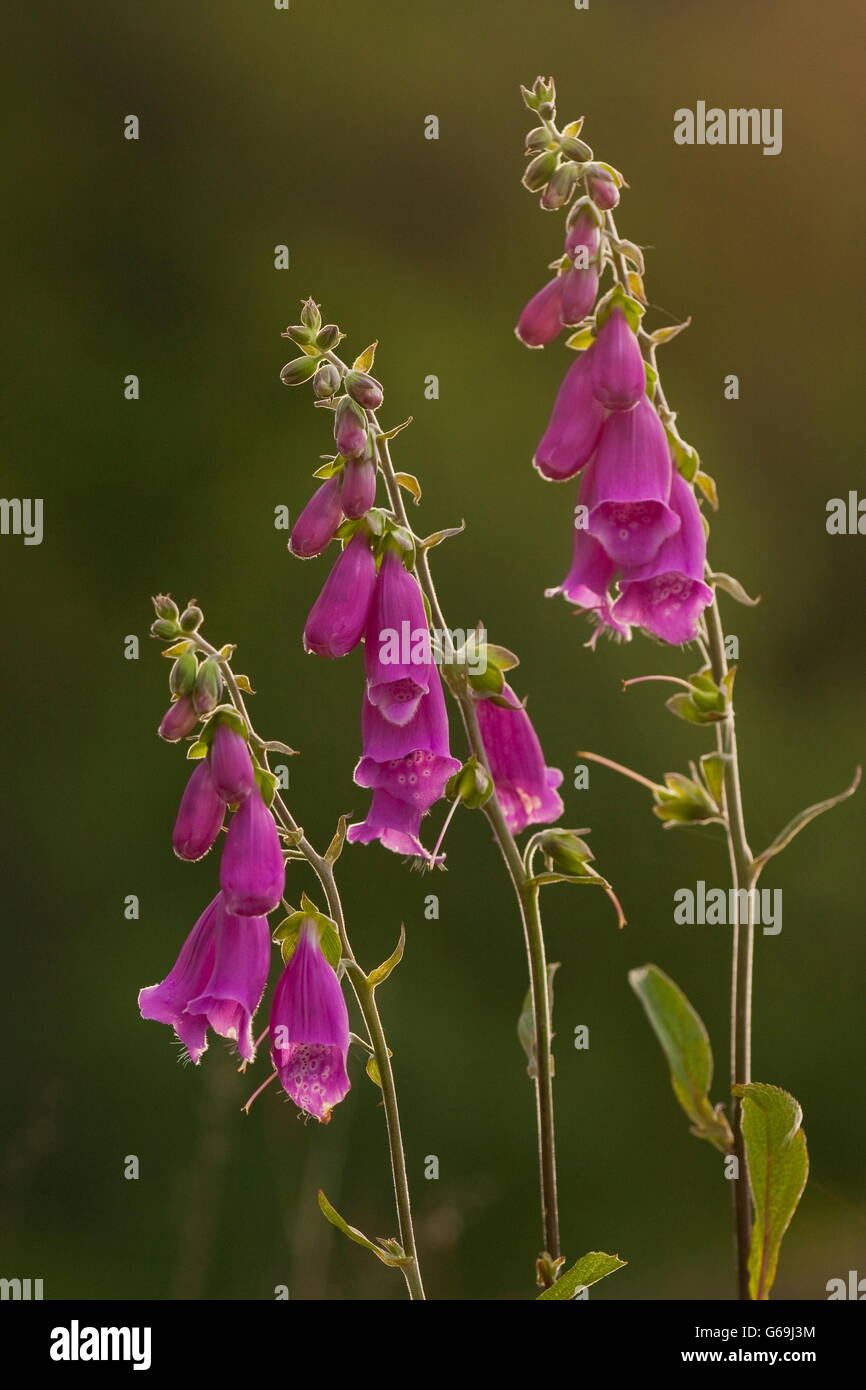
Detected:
[{"left": 2, "top": 0, "right": 864, "bottom": 1301}]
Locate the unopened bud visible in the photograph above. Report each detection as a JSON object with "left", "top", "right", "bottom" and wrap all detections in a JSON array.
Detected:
[
  {"left": 300, "top": 298, "right": 322, "bottom": 333},
  {"left": 193, "top": 656, "right": 223, "bottom": 715},
  {"left": 446, "top": 758, "right": 493, "bottom": 809},
  {"left": 179, "top": 604, "right": 204, "bottom": 633},
  {"left": 151, "top": 617, "right": 179, "bottom": 640},
  {"left": 152, "top": 594, "right": 179, "bottom": 622},
  {"left": 313, "top": 361, "right": 342, "bottom": 399},
  {"left": 539, "top": 828, "right": 595, "bottom": 876},
  {"left": 345, "top": 370, "right": 383, "bottom": 410},
  {"left": 334, "top": 395, "right": 368, "bottom": 458},
  {"left": 522, "top": 151, "right": 557, "bottom": 193},
  {"left": 281, "top": 324, "right": 315, "bottom": 347},
  {"left": 541, "top": 162, "right": 578, "bottom": 211},
  {"left": 316, "top": 324, "right": 341, "bottom": 350},
  {"left": 280, "top": 355, "right": 319, "bottom": 386},
  {"left": 560, "top": 135, "right": 593, "bottom": 161},
  {"left": 158, "top": 694, "right": 198, "bottom": 743},
  {"left": 524, "top": 125, "right": 550, "bottom": 154},
  {"left": 170, "top": 651, "right": 198, "bottom": 696},
  {"left": 588, "top": 173, "right": 619, "bottom": 210},
  {"left": 537, "top": 101, "right": 555, "bottom": 122}
]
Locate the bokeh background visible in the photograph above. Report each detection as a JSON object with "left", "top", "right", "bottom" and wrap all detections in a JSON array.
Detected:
[{"left": 3, "top": 0, "right": 864, "bottom": 1301}]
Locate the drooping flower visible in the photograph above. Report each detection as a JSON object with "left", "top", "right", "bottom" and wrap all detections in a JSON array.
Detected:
[
  {"left": 304, "top": 529, "right": 377, "bottom": 658},
  {"left": 158, "top": 695, "right": 198, "bottom": 743},
  {"left": 516, "top": 276, "right": 564, "bottom": 348},
  {"left": 588, "top": 174, "right": 619, "bottom": 210},
  {"left": 612, "top": 470, "right": 713, "bottom": 644},
  {"left": 349, "top": 664, "right": 459, "bottom": 860},
  {"left": 289, "top": 476, "right": 344, "bottom": 559},
  {"left": 172, "top": 760, "right": 225, "bottom": 861},
  {"left": 209, "top": 718, "right": 255, "bottom": 803},
  {"left": 219, "top": 787, "right": 285, "bottom": 916},
  {"left": 560, "top": 266, "right": 599, "bottom": 326},
  {"left": 546, "top": 521, "right": 617, "bottom": 611},
  {"left": 340, "top": 455, "right": 377, "bottom": 520},
  {"left": 589, "top": 307, "right": 645, "bottom": 411},
  {"left": 585, "top": 395, "right": 680, "bottom": 566},
  {"left": 475, "top": 683, "right": 564, "bottom": 834},
  {"left": 334, "top": 395, "right": 368, "bottom": 458},
  {"left": 533, "top": 348, "right": 605, "bottom": 481},
  {"left": 270, "top": 919, "right": 350, "bottom": 1121},
  {"left": 364, "top": 548, "right": 432, "bottom": 726},
  {"left": 564, "top": 205, "right": 602, "bottom": 260},
  {"left": 138, "top": 893, "right": 271, "bottom": 1064}
]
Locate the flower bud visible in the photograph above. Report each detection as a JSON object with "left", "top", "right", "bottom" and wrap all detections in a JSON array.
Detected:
[
  {"left": 158, "top": 694, "right": 199, "bottom": 743},
  {"left": 334, "top": 395, "right": 368, "bottom": 458},
  {"left": 289, "top": 475, "right": 344, "bottom": 558},
  {"left": 588, "top": 174, "right": 619, "bottom": 210},
  {"left": 560, "top": 266, "right": 599, "bottom": 326},
  {"left": 304, "top": 529, "right": 377, "bottom": 658},
  {"left": 446, "top": 758, "right": 493, "bottom": 809},
  {"left": 589, "top": 307, "right": 645, "bottom": 411},
  {"left": 193, "top": 655, "right": 223, "bottom": 715},
  {"left": 173, "top": 761, "right": 225, "bottom": 861},
  {"left": 564, "top": 205, "right": 601, "bottom": 259},
  {"left": 537, "top": 101, "right": 555, "bottom": 122},
  {"left": 560, "top": 135, "right": 593, "bottom": 161},
  {"left": 522, "top": 151, "right": 558, "bottom": 193},
  {"left": 537, "top": 827, "right": 594, "bottom": 876},
  {"left": 151, "top": 617, "right": 179, "bottom": 640},
  {"left": 300, "top": 298, "right": 322, "bottom": 333},
  {"left": 280, "top": 355, "right": 319, "bottom": 387},
  {"left": 541, "top": 162, "right": 579, "bottom": 211},
  {"left": 169, "top": 651, "right": 198, "bottom": 697},
  {"left": 220, "top": 788, "right": 286, "bottom": 916},
  {"left": 152, "top": 594, "right": 179, "bottom": 622},
  {"left": 341, "top": 456, "right": 377, "bottom": 519},
  {"left": 209, "top": 718, "right": 255, "bottom": 803},
  {"left": 315, "top": 323, "right": 341, "bottom": 350},
  {"left": 345, "top": 370, "right": 383, "bottom": 410},
  {"left": 524, "top": 125, "right": 549, "bottom": 154},
  {"left": 313, "top": 361, "right": 341, "bottom": 399},
  {"left": 179, "top": 604, "right": 203, "bottom": 633},
  {"left": 516, "top": 276, "right": 564, "bottom": 348},
  {"left": 281, "top": 324, "right": 315, "bottom": 347}
]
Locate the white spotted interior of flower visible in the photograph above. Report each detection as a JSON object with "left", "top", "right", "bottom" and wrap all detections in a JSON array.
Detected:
[
  {"left": 386, "top": 749, "right": 437, "bottom": 805},
  {"left": 284, "top": 1043, "right": 337, "bottom": 1117},
  {"left": 646, "top": 571, "right": 692, "bottom": 609},
  {"left": 606, "top": 500, "right": 655, "bottom": 539}
]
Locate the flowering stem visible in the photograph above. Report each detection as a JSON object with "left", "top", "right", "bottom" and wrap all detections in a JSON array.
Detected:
[
  {"left": 187, "top": 630, "right": 426, "bottom": 1300},
  {"left": 354, "top": 402, "right": 562, "bottom": 1274},
  {"left": 604, "top": 206, "right": 756, "bottom": 1298}
]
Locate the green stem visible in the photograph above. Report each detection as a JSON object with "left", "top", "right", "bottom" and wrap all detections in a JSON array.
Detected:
[{"left": 190, "top": 631, "right": 426, "bottom": 1300}]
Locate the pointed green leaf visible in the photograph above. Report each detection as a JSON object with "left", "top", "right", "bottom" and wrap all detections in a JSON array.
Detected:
[
  {"left": 732, "top": 1083, "right": 809, "bottom": 1301},
  {"left": 752, "top": 768, "right": 860, "bottom": 878},
  {"left": 710, "top": 571, "right": 760, "bottom": 606},
  {"left": 629, "top": 965, "right": 733, "bottom": 1152},
  {"left": 537, "top": 1251, "right": 627, "bottom": 1300},
  {"left": 518, "top": 962, "right": 559, "bottom": 1080},
  {"left": 317, "top": 1191, "right": 411, "bottom": 1268},
  {"left": 394, "top": 472, "right": 422, "bottom": 504},
  {"left": 367, "top": 924, "right": 406, "bottom": 989},
  {"left": 352, "top": 341, "right": 377, "bottom": 372}
]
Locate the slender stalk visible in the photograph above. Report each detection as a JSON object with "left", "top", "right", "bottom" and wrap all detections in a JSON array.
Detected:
[
  {"left": 189, "top": 630, "right": 425, "bottom": 1300},
  {"left": 604, "top": 205, "right": 757, "bottom": 1298},
  {"left": 324, "top": 354, "right": 562, "bottom": 1273}
]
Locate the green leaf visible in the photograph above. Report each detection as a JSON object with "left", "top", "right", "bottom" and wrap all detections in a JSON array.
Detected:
[
  {"left": 732, "top": 1083, "right": 809, "bottom": 1301},
  {"left": 537, "top": 1251, "right": 627, "bottom": 1300},
  {"left": 316, "top": 1191, "right": 411, "bottom": 1268},
  {"left": 367, "top": 924, "right": 406, "bottom": 989},
  {"left": 352, "top": 341, "right": 377, "bottom": 372},
  {"left": 699, "top": 751, "right": 728, "bottom": 809},
  {"left": 517, "top": 962, "right": 559, "bottom": 1080},
  {"left": 160, "top": 639, "right": 195, "bottom": 658},
  {"left": 324, "top": 814, "right": 349, "bottom": 866},
  {"left": 629, "top": 965, "right": 733, "bottom": 1152},
  {"left": 694, "top": 470, "right": 719, "bottom": 510},
  {"left": 565, "top": 324, "right": 595, "bottom": 352},
  {"left": 752, "top": 767, "right": 860, "bottom": 879},
  {"left": 468, "top": 663, "right": 504, "bottom": 697},
  {"left": 665, "top": 692, "right": 725, "bottom": 726},
  {"left": 709, "top": 570, "right": 760, "bottom": 606},
  {"left": 419, "top": 521, "right": 466, "bottom": 551},
  {"left": 394, "top": 472, "right": 422, "bottom": 504},
  {"left": 365, "top": 1055, "right": 382, "bottom": 1087},
  {"left": 273, "top": 906, "right": 342, "bottom": 971},
  {"left": 648, "top": 318, "right": 691, "bottom": 346},
  {"left": 186, "top": 740, "right": 209, "bottom": 760},
  {"left": 482, "top": 643, "right": 520, "bottom": 672}
]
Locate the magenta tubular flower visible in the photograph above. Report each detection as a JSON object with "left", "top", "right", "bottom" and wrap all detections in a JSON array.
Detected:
[
  {"left": 533, "top": 348, "right": 605, "bottom": 481},
  {"left": 590, "top": 307, "right": 645, "bottom": 411},
  {"left": 564, "top": 207, "right": 601, "bottom": 260},
  {"left": 172, "top": 760, "right": 225, "bottom": 861},
  {"left": 341, "top": 456, "right": 376, "bottom": 520},
  {"left": 334, "top": 395, "right": 368, "bottom": 458},
  {"left": 186, "top": 903, "right": 272, "bottom": 1063},
  {"left": 304, "top": 528, "right": 377, "bottom": 658},
  {"left": 289, "top": 475, "right": 344, "bottom": 559},
  {"left": 209, "top": 719, "right": 255, "bottom": 803},
  {"left": 560, "top": 267, "right": 599, "bottom": 326},
  {"left": 547, "top": 524, "right": 618, "bottom": 609},
  {"left": 158, "top": 695, "right": 198, "bottom": 743},
  {"left": 270, "top": 919, "right": 350, "bottom": 1121},
  {"left": 612, "top": 470, "right": 713, "bottom": 644},
  {"left": 364, "top": 549, "right": 432, "bottom": 726},
  {"left": 585, "top": 395, "right": 680, "bottom": 566},
  {"left": 349, "top": 665, "right": 459, "bottom": 860},
  {"left": 139, "top": 893, "right": 270, "bottom": 1063},
  {"left": 476, "top": 683, "right": 564, "bottom": 834},
  {"left": 516, "top": 276, "right": 564, "bottom": 348},
  {"left": 219, "top": 787, "right": 285, "bottom": 916}
]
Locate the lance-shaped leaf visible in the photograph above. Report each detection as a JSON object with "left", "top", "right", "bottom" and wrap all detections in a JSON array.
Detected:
[
  {"left": 394, "top": 472, "right": 422, "bottom": 505},
  {"left": 629, "top": 965, "right": 733, "bottom": 1152},
  {"left": 732, "top": 1083, "right": 809, "bottom": 1301},
  {"left": 752, "top": 768, "right": 860, "bottom": 880},
  {"left": 317, "top": 1191, "right": 412, "bottom": 1269},
  {"left": 709, "top": 570, "right": 760, "bottom": 606},
  {"left": 366, "top": 925, "right": 406, "bottom": 989},
  {"left": 537, "top": 1251, "right": 627, "bottom": 1300},
  {"left": 518, "top": 962, "right": 559, "bottom": 1080}
]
